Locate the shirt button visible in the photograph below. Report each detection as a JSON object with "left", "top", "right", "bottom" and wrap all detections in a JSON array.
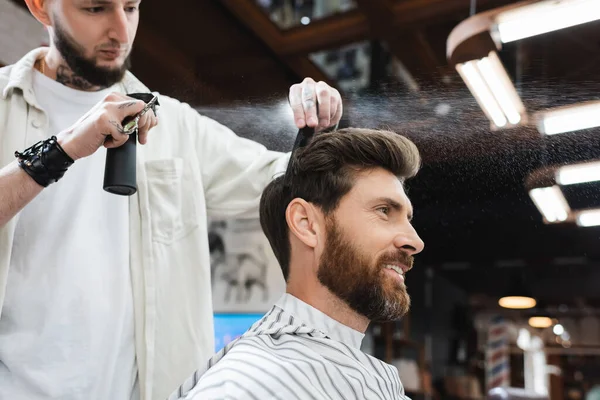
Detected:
[{"left": 32, "top": 120, "right": 41, "bottom": 128}]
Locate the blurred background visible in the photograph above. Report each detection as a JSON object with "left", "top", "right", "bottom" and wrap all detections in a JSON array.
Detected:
[{"left": 2, "top": 0, "right": 600, "bottom": 399}]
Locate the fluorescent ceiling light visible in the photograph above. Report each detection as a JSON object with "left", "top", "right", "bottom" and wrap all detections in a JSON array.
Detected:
[
  {"left": 576, "top": 209, "right": 600, "bottom": 227},
  {"left": 528, "top": 186, "right": 570, "bottom": 223},
  {"left": 477, "top": 52, "right": 523, "bottom": 125},
  {"left": 496, "top": 0, "right": 600, "bottom": 43},
  {"left": 538, "top": 101, "right": 600, "bottom": 135},
  {"left": 456, "top": 51, "right": 525, "bottom": 129},
  {"left": 556, "top": 161, "right": 600, "bottom": 185}
]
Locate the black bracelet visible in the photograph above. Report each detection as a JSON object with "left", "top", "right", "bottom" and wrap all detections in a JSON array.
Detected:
[{"left": 15, "top": 136, "right": 75, "bottom": 187}]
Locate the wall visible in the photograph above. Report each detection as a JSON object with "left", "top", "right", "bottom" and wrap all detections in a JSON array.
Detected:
[{"left": 0, "top": 0, "right": 48, "bottom": 66}]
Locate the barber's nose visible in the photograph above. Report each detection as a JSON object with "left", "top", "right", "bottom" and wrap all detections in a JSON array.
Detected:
[
  {"left": 393, "top": 225, "right": 425, "bottom": 256},
  {"left": 109, "top": 9, "right": 130, "bottom": 43}
]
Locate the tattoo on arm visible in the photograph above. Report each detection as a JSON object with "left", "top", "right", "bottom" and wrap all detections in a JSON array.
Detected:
[
  {"left": 109, "top": 120, "right": 126, "bottom": 134},
  {"left": 118, "top": 101, "right": 138, "bottom": 109}
]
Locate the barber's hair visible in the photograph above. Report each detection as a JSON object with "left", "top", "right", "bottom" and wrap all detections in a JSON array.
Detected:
[{"left": 259, "top": 128, "right": 421, "bottom": 281}]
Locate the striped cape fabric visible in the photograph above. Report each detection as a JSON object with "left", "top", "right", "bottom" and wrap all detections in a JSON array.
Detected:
[{"left": 168, "top": 294, "right": 410, "bottom": 400}]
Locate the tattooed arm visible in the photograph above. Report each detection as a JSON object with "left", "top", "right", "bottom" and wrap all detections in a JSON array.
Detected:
[{"left": 0, "top": 94, "right": 154, "bottom": 227}]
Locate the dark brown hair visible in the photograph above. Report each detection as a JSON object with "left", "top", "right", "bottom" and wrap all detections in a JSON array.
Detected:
[{"left": 259, "top": 128, "right": 421, "bottom": 280}]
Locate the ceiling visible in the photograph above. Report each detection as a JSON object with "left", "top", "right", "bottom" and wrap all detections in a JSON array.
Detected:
[{"left": 9, "top": 0, "right": 600, "bottom": 307}]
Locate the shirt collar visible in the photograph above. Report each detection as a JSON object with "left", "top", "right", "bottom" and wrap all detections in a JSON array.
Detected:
[
  {"left": 3, "top": 47, "right": 150, "bottom": 102},
  {"left": 275, "top": 293, "right": 365, "bottom": 349}
]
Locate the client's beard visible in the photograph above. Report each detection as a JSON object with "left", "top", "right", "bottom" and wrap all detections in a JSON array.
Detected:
[{"left": 317, "top": 218, "right": 412, "bottom": 322}]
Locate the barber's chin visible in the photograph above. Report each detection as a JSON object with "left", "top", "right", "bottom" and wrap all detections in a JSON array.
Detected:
[
  {"left": 96, "top": 60, "right": 123, "bottom": 70},
  {"left": 98, "top": 49, "right": 123, "bottom": 60}
]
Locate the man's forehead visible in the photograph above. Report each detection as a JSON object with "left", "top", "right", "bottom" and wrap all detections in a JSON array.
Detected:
[{"left": 350, "top": 169, "right": 413, "bottom": 207}]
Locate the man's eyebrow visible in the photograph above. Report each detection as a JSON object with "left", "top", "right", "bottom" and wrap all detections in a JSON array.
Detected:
[
  {"left": 376, "top": 197, "right": 402, "bottom": 210},
  {"left": 87, "top": 0, "right": 113, "bottom": 5}
]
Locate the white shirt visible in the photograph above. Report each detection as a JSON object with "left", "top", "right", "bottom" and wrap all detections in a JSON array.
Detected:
[
  {"left": 0, "top": 69, "right": 137, "bottom": 400},
  {"left": 171, "top": 294, "right": 410, "bottom": 400},
  {"left": 0, "top": 48, "right": 290, "bottom": 400}
]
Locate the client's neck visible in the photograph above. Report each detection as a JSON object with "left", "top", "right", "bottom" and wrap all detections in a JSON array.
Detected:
[{"left": 287, "top": 279, "right": 370, "bottom": 333}]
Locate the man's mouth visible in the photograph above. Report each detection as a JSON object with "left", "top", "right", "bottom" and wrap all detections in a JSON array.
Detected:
[
  {"left": 99, "top": 49, "right": 121, "bottom": 58},
  {"left": 384, "top": 264, "right": 405, "bottom": 277}
]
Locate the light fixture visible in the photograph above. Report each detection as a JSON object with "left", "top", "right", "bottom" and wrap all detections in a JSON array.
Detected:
[
  {"left": 528, "top": 186, "right": 570, "bottom": 223},
  {"left": 576, "top": 209, "right": 600, "bottom": 227},
  {"left": 553, "top": 324, "right": 565, "bottom": 336},
  {"left": 448, "top": 0, "right": 600, "bottom": 130},
  {"left": 494, "top": 0, "right": 600, "bottom": 44},
  {"left": 300, "top": 16, "right": 311, "bottom": 25},
  {"left": 538, "top": 101, "right": 600, "bottom": 135},
  {"left": 556, "top": 161, "right": 600, "bottom": 185},
  {"left": 499, "top": 296, "right": 537, "bottom": 309},
  {"left": 528, "top": 316, "right": 553, "bottom": 329},
  {"left": 455, "top": 51, "right": 525, "bottom": 129},
  {"left": 499, "top": 272, "right": 536, "bottom": 309},
  {"left": 526, "top": 166, "right": 600, "bottom": 227}
]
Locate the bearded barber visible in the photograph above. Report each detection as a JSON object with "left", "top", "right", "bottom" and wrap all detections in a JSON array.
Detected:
[{"left": 0, "top": 1, "right": 343, "bottom": 400}]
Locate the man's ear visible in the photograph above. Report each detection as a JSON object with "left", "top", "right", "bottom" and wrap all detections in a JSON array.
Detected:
[
  {"left": 24, "top": 0, "right": 52, "bottom": 27},
  {"left": 285, "top": 198, "right": 323, "bottom": 249}
]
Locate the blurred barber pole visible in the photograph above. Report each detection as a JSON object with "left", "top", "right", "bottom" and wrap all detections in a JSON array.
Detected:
[{"left": 486, "top": 315, "right": 510, "bottom": 390}]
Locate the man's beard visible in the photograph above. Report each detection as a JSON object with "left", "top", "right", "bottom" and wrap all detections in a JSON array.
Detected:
[
  {"left": 53, "top": 18, "right": 131, "bottom": 88},
  {"left": 317, "top": 218, "right": 413, "bottom": 322}
]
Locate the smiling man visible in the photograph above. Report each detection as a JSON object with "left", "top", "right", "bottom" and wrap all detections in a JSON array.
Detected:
[{"left": 170, "top": 128, "right": 425, "bottom": 400}]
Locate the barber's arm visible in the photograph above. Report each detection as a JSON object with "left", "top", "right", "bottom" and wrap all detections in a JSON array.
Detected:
[
  {"left": 0, "top": 93, "right": 156, "bottom": 227},
  {"left": 191, "top": 78, "right": 342, "bottom": 219},
  {"left": 0, "top": 161, "right": 44, "bottom": 227}
]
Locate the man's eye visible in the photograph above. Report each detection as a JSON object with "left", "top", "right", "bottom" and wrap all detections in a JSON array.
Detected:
[
  {"left": 125, "top": 6, "right": 138, "bottom": 12},
  {"left": 377, "top": 206, "right": 390, "bottom": 215},
  {"left": 86, "top": 7, "right": 104, "bottom": 13}
]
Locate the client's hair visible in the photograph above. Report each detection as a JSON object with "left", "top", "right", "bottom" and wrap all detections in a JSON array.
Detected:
[{"left": 259, "top": 128, "right": 420, "bottom": 280}]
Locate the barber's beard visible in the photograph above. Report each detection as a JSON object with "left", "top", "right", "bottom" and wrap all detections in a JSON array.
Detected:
[
  {"left": 53, "top": 19, "right": 131, "bottom": 89},
  {"left": 317, "top": 218, "right": 413, "bottom": 322}
]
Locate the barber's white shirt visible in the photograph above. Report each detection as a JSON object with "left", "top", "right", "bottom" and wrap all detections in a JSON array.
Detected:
[
  {"left": 0, "top": 70, "right": 138, "bottom": 400},
  {"left": 1, "top": 48, "right": 290, "bottom": 400}
]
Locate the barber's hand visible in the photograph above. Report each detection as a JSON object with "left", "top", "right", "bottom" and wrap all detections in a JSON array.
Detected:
[
  {"left": 289, "top": 78, "right": 343, "bottom": 132},
  {"left": 56, "top": 92, "right": 159, "bottom": 161}
]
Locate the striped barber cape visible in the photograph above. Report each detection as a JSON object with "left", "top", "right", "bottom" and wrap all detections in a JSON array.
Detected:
[{"left": 168, "top": 293, "right": 410, "bottom": 400}]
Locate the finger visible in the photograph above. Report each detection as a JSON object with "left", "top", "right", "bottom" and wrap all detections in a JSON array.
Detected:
[
  {"left": 103, "top": 118, "right": 130, "bottom": 148},
  {"left": 113, "top": 99, "right": 146, "bottom": 120},
  {"left": 301, "top": 78, "right": 318, "bottom": 127},
  {"left": 103, "top": 132, "right": 129, "bottom": 149},
  {"left": 151, "top": 113, "right": 159, "bottom": 131},
  {"left": 331, "top": 97, "right": 343, "bottom": 128},
  {"left": 331, "top": 90, "right": 343, "bottom": 126},
  {"left": 137, "top": 111, "right": 154, "bottom": 145},
  {"left": 288, "top": 84, "right": 305, "bottom": 128},
  {"left": 315, "top": 82, "right": 331, "bottom": 129}
]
